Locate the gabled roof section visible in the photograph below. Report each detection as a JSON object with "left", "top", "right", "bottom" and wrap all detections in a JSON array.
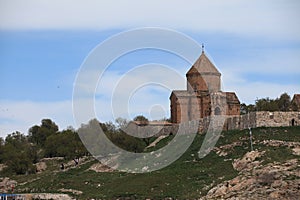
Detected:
[
  {"left": 170, "top": 90, "right": 191, "bottom": 99},
  {"left": 187, "top": 51, "right": 221, "bottom": 75},
  {"left": 292, "top": 94, "right": 300, "bottom": 104},
  {"left": 225, "top": 92, "right": 240, "bottom": 104}
]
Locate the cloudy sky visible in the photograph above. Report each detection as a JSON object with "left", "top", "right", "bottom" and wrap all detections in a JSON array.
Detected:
[{"left": 0, "top": 0, "right": 300, "bottom": 137}]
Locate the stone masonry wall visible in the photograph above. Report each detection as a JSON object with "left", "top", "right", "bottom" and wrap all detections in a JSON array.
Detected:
[
  {"left": 255, "top": 111, "right": 300, "bottom": 127},
  {"left": 225, "top": 111, "right": 300, "bottom": 131},
  {"left": 129, "top": 111, "right": 300, "bottom": 137}
]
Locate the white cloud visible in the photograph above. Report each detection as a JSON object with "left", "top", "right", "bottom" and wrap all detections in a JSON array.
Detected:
[
  {"left": 222, "top": 70, "right": 299, "bottom": 104},
  {"left": 0, "top": 62, "right": 186, "bottom": 138},
  {"left": 229, "top": 82, "right": 299, "bottom": 105},
  {"left": 85, "top": 64, "right": 186, "bottom": 121},
  {"left": 1, "top": 65, "right": 185, "bottom": 138},
  {"left": 0, "top": 100, "right": 74, "bottom": 138},
  {"left": 220, "top": 48, "right": 300, "bottom": 75},
  {"left": 1, "top": 0, "right": 300, "bottom": 40}
]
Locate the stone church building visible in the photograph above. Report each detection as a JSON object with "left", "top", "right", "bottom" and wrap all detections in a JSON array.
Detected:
[
  {"left": 129, "top": 49, "right": 299, "bottom": 136},
  {"left": 170, "top": 50, "right": 240, "bottom": 123}
]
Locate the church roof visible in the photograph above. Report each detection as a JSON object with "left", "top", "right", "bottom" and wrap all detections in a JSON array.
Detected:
[
  {"left": 225, "top": 92, "right": 240, "bottom": 104},
  {"left": 170, "top": 90, "right": 191, "bottom": 98},
  {"left": 292, "top": 94, "right": 300, "bottom": 104},
  {"left": 187, "top": 51, "right": 221, "bottom": 75}
]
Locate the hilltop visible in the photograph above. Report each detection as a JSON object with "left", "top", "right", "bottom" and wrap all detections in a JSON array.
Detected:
[{"left": 1, "top": 126, "right": 300, "bottom": 199}]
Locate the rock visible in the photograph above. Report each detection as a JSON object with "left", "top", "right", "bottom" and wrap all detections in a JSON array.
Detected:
[
  {"left": 214, "top": 185, "right": 228, "bottom": 196},
  {"left": 258, "top": 172, "right": 276, "bottom": 186},
  {"left": 232, "top": 150, "right": 264, "bottom": 171},
  {"left": 271, "top": 180, "right": 284, "bottom": 188},
  {"left": 88, "top": 162, "right": 114, "bottom": 172},
  {"left": 229, "top": 183, "right": 242, "bottom": 192},
  {"left": 32, "top": 193, "right": 74, "bottom": 200},
  {"left": 0, "top": 177, "right": 17, "bottom": 193},
  {"left": 292, "top": 147, "right": 300, "bottom": 156},
  {"left": 40, "top": 157, "right": 64, "bottom": 161},
  {"left": 269, "top": 191, "right": 281, "bottom": 199},
  {"left": 207, "top": 184, "right": 228, "bottom": 198},
  {"left": 35, "top": 161, "right": 47, "bottom": 173},
  {"left": 0, "top": 164, "right": 7, "bottom": 172},
  {"left": 214, "top": 142, "right": 243, "bottom": 157},
  {"left": 201, "top": 158, "right": 299, "bottom": 200},
  {"left": 260, "top": 140, "right": 300, "bottom": 149},
  {"left": 58, "top": 188, "right": 83, "bottom": 195},
  {"left": 229, "top": 177, "right": 240, "bottom": 186}
]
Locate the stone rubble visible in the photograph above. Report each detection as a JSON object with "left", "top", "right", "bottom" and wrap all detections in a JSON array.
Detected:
[
  {"left": 88, "top": 162, "right": 114, "bottom": 172},
  {"left": 58, "top": 188, "right": 83, "bottom": 195},
  {"left": 232, "top": 150, "right": 265, "bottom": 171},
  {"left": 0, "top": 177, "right": 17, "bottom": 193},
  {"left": 35, "top": 161, "right": 47, "bottom": 173},
  {"left": 214, "top": 141, "right": 243, "bottom": 157},
  {"left": 201, "top": 154, "right": 300, "bottom": 200},
  {"left": 31, "top": 193, "right": 74, "bottom": 200}
]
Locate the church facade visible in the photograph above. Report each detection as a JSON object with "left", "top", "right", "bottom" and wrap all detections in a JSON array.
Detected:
[{"left": 170, "top": 50, "right": 240, "bottom": 123}]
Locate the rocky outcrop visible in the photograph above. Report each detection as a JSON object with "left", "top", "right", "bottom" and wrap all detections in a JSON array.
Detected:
[
  {"left": 0, "top": 177, "right": 17, "bottom": 193},
  {"left": 58, "top": 188, "right": 83, "bottom": 195},
  {"left": 201, "top": 155, "right": 300, "bottom": 200},
  {"left": 35, "top": 161, "right": 47, "bottom": 173},
  {"left": 259, "top": 139, "right": 300, "bottom": 148},
  {"left": 0, "top": 164, "right": 7, "bottom": 172},
  {"left": 214, "top": 141, "right": 243, "bottom": 157},
  {"left": 292, "top": 147, "right": 300, "bottom": 156},
  {"left": 31, "top": 193, "right": 74, "bottom": 200},
  {"left": 232, "top": 150, "right": 265, "bottom": 171},
  {"left": 88, "top": 162, "right": 114, "bottom": 172}
]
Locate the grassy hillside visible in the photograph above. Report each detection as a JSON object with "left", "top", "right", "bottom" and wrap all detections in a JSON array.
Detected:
[{"left": 2, "top": 126, "right": 300, "bottom": 199}]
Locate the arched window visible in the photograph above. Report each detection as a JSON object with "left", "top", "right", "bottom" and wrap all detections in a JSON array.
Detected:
[{"left": 214, "top": 107, "right": 221, "bottom": 115}]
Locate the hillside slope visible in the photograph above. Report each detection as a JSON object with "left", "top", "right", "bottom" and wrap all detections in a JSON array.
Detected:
[{"left": 1, "top": 126, "right": 299, "bottom": 199}]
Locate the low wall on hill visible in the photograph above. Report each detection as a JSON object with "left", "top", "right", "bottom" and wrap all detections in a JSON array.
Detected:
[
  {"left": 124, "top": 122, "right": 177, "bottom": 137},
  {"left": 128, "top": 111, "right": 300, "bottom": 136},
  {"left": 225, "top": 111, "right": 300, "bottom": 131}
]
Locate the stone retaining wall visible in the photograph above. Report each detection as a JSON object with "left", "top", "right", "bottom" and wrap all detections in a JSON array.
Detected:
[
  {"left": 225, "top": 111, "right": 300, "bottom": 131},
  {"left": 130, "top": 111, "right": 300, "bottom": 136}
]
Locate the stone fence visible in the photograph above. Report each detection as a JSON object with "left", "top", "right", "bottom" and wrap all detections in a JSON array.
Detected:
[
  {"left": 226, "top": 111, "right": 300, "bottom": 131},
  {"left": 126, "top": 111, "right": 300, "bottom": 136}
]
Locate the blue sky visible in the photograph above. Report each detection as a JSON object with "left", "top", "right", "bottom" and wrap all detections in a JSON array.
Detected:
[{"left": 0, "top": 0, "right": 300, "bottom": 137}]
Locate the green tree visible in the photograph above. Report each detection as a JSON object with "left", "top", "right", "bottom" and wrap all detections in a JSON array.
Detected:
[
  {"left": 255, "top": 98, "right": 279, "bottom": 111},
  {"left": 1, "top": 132, "right": 36, "bottom": 174},
  {"left": 277, "top": 93, "right": 291, "bottom": 111},
  {"left": 100, "top": 121, "right": 117, "bottom": 133},
  {"left": 44, "top": 129, "right": 88, "bottom": 159},
  {"left": 0, "top": 137, "right": 4, "bottom": 163},
  {"left": 28, "top": 119, "right": 58, "bottom": 147},
  {"left": 106, "top": 130, "right": 145, "bottom": 153},
  {"left": 133, "top": 115, "right": 149, "bottom": 124}
]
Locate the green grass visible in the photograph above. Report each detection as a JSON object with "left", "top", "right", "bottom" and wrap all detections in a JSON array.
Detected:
[{"left": 2, "top": 126, "right": 300, "bottom": 199}]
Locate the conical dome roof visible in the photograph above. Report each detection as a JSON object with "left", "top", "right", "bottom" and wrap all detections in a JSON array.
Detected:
[{"left": 187, "top": 51, "right": 220, "bottom": 75}]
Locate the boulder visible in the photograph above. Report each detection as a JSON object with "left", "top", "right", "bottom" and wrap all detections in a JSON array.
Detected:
[
  {"left": 232, "top": 150, "right": 264, "bottom": 171},
  {"left": 35, "top": 161, "right": 47, "bottom": 173}
]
